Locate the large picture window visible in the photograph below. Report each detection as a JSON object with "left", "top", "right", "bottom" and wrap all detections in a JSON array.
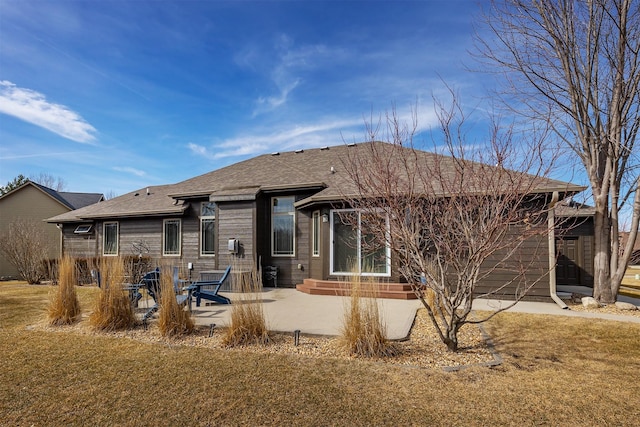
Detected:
[
  {"left": 201, "top": 202, "right": 216, "bottom": 256},
  {"left": 163, "top": 219, "right": 181, "bottom": 256},
  {"left": 272, "top": 196, "right": 295, "bottom": 256},
  {"left": 330, "top": 209, "right": 390, "bottom": 276},
  {"left": 103, "top": 222, "right": 119, "bottom": 256}
]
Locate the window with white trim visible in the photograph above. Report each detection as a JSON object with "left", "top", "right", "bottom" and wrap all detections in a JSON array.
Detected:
[
  {"left": 312, "top": 210, "right": 320, "bottom": 257},
  {"left": 330, "top": 209, "right": 390, "bottom": 276},
  {"left": 103, "top": 222, "right": 119, "bottom": 256},
  {"left": 201, "top": 202, "right": 216, "bottom": 256},
  {"left": 272, "top": 196, "right": 295, "bottom": 256},
  {"left": 163, "top": 219, "right": 181, "bottom": 256}
]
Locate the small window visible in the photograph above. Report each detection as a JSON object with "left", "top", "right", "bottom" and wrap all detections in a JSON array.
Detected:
[
  {"left": 103, "top": 222, "right": 118, "bottom": 256},
  {"left": 272, "top": 196, "right": 295, "bottom": 256},
  {"left": 312, "top": 211, "right": 320, "bottom": 257},
  {"left": 163, "top": 219, "right": 181, "bottom": 256},
  {"left": 74, "top": 224, "right": 93, "bottom": 234},
  {"left": 201, "top": 202, "right": 215, "bottom": 256}
]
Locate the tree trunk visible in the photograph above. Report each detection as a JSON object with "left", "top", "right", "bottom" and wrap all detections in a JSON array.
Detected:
[
  {"left": 445, "top": 329, "right": 458, "bottom": 352},
  {"left": 593, "top": 205, "right": 615, "bottom": 304}
]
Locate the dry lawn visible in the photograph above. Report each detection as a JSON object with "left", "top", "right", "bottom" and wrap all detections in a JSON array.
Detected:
[{"left": 1, "top": 281, "right": 639, "bottom": 426}]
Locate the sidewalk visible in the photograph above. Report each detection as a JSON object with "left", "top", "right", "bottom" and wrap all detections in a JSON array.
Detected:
[
  {"left": 471, "top": 297, "right": 640, "bottom": 324},
  {"left": 186, "top": 287, "right": 640, "bottom": 339}
]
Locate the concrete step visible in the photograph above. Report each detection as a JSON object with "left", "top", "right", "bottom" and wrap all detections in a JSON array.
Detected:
[{"left": 296, "top": 279, "right": 417, "bottom": 300}]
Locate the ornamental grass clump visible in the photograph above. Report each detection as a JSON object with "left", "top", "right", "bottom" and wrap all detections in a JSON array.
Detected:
[
  {"left": 47, "top": 255, "right": 81, "bottom": 325},
  {"left": 340, "top": 273, "right": 396, "bottom": 358},
  {"left": 158, "top": 267, "right": 194, "bottom": 337},
  {"left": 89, "top": 256, "right": 136, "bottom": 331},
  {"left": 222, "top": 263, "right": 270, "bottom": 347}
]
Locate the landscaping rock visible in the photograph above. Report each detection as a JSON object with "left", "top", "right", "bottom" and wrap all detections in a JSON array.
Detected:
[
  {"left": 581, "top": 297, "right": 600, "bottom": 309},
  {"left": 615, "top": 301, "right": 638, "bottom": 311}
]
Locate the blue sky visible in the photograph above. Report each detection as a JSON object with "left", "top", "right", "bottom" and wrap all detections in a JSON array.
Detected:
[{"left": 2, "top": 0, "right": 500, "bottom": 196}]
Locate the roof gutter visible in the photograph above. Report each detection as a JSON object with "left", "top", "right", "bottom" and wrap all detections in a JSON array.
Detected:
[{"left": 548, "top": 190, "right": 569, "bottom": 309}]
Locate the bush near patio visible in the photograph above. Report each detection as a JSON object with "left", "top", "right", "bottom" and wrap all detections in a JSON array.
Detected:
[
  {"left": 47, "top": 255, "right": 81, "bottom": 325},
  {"left": 89, "top": 256, "right": 136, "bottom": 331},
  {"left": 157, "top": 267, "right": 194, "bottom": 337},
  {"left": 222, "top": 264, "right": 270, "bottom": 347}
]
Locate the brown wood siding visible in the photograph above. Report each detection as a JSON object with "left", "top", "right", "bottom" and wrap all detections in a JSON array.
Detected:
[
  {"left": 217, "top": 200, "right": 256, "bottom": 270},
  {"left": 474, "top": 226, "right": 551, "bottom": 298},
  {"left": 556, "top": 217, "right": 594, "bottom": 286},
  {"left": 0, "top": 185, "right": 70, "bottom": 277},
  {"left": 255, "top": 193, "right": 318, "bottom": 287},
  {"left": 62, "top": 225, "right": 98, "bottom": 258}
]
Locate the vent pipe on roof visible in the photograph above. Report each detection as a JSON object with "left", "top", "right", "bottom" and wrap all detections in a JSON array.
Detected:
[
  {"left": 330, "top": 166, "right": 335, "bottom": 174},
  {"left": 146, "top": 188, "right": 150, "bottom": 196},
  {"left": 295, "top": 149, "right": 304, "bottom": 153}
]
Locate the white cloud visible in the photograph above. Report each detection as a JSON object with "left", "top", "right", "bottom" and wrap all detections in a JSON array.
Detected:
[
  {"left": 113, "top": 166, "right": 145, "bottom": 177},
  {"left": 189, "top": 117, "right": 364, "bottom": 161},
  {"left": 0, "top": 81, "right": 97, "bottom": 143},
  {"left": 253, "top": 78, "right": 301, "bottom": 116}
]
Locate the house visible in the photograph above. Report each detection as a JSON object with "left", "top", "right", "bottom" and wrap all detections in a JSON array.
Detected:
[
  {"left": 47, "top": 142, "right": 586, "bottom": 299},
  {"left": 0, "top": 181, "right": 104, "bottom": 279}
]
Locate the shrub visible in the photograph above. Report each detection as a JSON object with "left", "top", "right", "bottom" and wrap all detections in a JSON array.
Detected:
[
  {"left": 89, "top": 257, "right": 136, "bottom": 331},
  {"left": 340, "top": 273, "right": 396, "bottom": 358},
  {"left": 0, "top": 218, "right": 49, "bottom": 284},
  {"left": 47, "top": 255, "right": 81, "bottom": 325},
  {"left": 158, "top": 267, "right": 194, "bottom": 337},
  {"left": 222, "top": 264, "right": 270, "bottom": 347}
]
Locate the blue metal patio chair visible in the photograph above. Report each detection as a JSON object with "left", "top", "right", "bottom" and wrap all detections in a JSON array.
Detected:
[
  {"left": 141, "top": 268, "right": 189, "bottom": 320},
  {"left": 186, "top": 265, "right": 232, "bottom": 307}
]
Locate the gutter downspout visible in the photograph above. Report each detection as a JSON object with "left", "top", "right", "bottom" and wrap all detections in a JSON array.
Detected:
[{"left": 548, "top": 191, "right": 568, "bottom": 309}]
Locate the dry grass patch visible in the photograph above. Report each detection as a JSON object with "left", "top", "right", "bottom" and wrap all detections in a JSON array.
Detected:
[
  {"left": 340, "top": 274, "right": 397, "bottom": 358},
  {"left": 3, "top": 281, "right": 640, "bottom": 426},
  {"left": 47, "top": 255, "right": 81, "bottom": 325},
  {"left": 158, "top": 268, "right": 194, "bottom": 337},
  {"left": 222, "top": 265, "right": 270, "bottom": 347},
  {"left": 89, "top": 257, "right": 136, "bottom": 331}
]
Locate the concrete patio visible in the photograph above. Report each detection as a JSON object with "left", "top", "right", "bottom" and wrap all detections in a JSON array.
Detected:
[
  {"left": 187, "top": 287, "right": 421, "bottom": 340},
  {"left": 156, "top": 287, "right": 640, "bottom": 340}
]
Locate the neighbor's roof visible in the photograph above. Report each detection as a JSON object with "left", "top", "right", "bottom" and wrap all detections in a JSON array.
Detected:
[
  {"left": 47, "top": 141, "right": 586, "bottom": 223},
  {"left": 0, "top": 181, "right": 104, "bottom": 210},
  {"left": 57, "top": 191, "right": 104, "bottom": 209}
]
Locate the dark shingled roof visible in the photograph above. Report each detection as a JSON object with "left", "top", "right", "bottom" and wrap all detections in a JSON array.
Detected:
[
  {"left": 0, "top": 181, "right": 104, "bottom": 210},
  {"left": 57, "top": 191, "right": 104, "bottom": 209},
  {"left": 47, "top": 141, "right": 586, "bottom": 223}
]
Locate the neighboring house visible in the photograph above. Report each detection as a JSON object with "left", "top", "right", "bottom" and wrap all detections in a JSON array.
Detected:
[
  {"left": 619, "top": 231, "right": 640, "bottom": 266},
  {"left": 0, "top": 181, "right": 104, "bottom": 279},
  {"left": 47, "top": 142, "right": 586, "bottom": 299},
  {"left": 555, "top": 200, "right": 595, "bottom": 287}
]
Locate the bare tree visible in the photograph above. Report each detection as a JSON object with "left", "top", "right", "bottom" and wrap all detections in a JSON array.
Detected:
[
  {"left": 341, "top": 96, "right": 570, "bottom": 352},
  {"left": 0, "top": 218, "right": 50, "bottom": 284},
  {"left": 478, "top": 0, "right": 640, "bottom": 303},
  {"left": 29, "top": 172, "right": 66, "bottom": 192},
  {"left": 104, "top": 190, "right": 118, "bottom": 200}
]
